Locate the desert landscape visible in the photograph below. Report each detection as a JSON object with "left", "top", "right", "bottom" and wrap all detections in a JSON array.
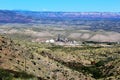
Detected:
[{"left": 0, "top": 10, "right": 120, "bottom": 80}]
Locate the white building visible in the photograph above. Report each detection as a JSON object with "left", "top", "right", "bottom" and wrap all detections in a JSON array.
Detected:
[{"left": 46, "top": 39, "right": 55, "bottom": 43}]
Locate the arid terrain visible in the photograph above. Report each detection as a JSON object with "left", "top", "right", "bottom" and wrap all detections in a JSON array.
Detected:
[
  {"left": 0, "top": 10, "right": 120, "bottom": 80},
  {"left": 0, "top": 33, "right": 120, "bottom": 80},
  {"left": 0, "top": 23, "right": 120, "bottom": 43}
]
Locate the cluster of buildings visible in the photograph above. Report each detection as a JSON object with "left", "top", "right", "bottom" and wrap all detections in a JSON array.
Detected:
[
  {"left": 32, "top": 34, "right": 120, "bottom": 47},
  {"left": 32, "top": 34, "right": 80, "bottom": 46}
]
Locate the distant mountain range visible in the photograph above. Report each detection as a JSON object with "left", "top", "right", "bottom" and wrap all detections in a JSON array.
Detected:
[
  {"left": 0, "top": 10, "right": 33, "bottom": 23},
  {"left": 0, "top": 10, "right": 120, "bottom": 23},
  {"left": 0, "top": 10, "right": 120, "bottom": 32}
]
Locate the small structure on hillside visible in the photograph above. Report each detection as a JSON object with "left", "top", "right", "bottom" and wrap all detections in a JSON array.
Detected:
[
  {"left": 45, "top": 39, "right": 55, "bottom": 43},
  {"left": 56, "top": 34, "right": 69, "bottom": 42},
  {"left": 55, "top": 34, "right": 80, "bottom": 46},
  {"left": 32, "top": 34, "right": 81, "bottom": 46}
]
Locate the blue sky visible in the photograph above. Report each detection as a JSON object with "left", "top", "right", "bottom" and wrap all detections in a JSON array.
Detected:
[{"left": 0, "top": 0, "right": 120, "bottom": 12}]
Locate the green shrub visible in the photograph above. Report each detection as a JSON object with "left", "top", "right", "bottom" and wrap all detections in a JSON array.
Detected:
[
  {"left": 14, "top": 71, "right": 35, "bottom": 79},
  {"left": 0, "top": 69, "right": 35, "bottom": 80},
  {"left": 95, "top": 60, "right": 105, "bottom": 67},
  {"left": 0, "top": 69, "right": 14, "bottom": 80},
  {"left": 82, "top": 66, "right": 103, "bottom": 79}
]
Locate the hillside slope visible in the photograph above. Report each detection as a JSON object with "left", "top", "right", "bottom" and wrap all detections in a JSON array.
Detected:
[{"left": 0, "top": 35, "right": 94, "bottom": 80}]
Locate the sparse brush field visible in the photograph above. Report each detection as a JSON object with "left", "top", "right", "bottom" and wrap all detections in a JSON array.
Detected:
[
  {"left": 0, "top": 34, "right": 120, "bottom": 80},
  {"left": 13, "top": 39, "right": 120, "bottom": 79}
]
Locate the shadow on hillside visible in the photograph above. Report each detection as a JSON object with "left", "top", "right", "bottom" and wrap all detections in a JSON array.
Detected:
[{"left": 0, "top": 68, "right": 45, "bottom": 80}]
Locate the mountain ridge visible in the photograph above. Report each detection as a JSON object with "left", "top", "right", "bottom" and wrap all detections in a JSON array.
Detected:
[{"left": 0, "top": 10, "right": 120, "bottom": 23}]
